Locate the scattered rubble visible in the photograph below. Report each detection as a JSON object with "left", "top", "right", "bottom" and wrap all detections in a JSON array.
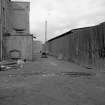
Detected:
[{"left": 0, "top": 59, "right": 25, "bottom": 71}]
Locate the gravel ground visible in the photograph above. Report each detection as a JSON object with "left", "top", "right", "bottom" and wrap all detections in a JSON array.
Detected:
[{"left": 0, "top": 55, "right": 105, "bottom": 105}]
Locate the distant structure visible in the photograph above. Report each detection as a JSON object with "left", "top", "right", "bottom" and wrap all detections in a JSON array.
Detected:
[
  {"left": 32, "top": 40, "right": 42, "bottom": 60},
  {"left": 33, "top": 40, "right": 42, "bottom": 54},
  {"left": 0, "top": 0, "right": 33, "bottom": 61}
]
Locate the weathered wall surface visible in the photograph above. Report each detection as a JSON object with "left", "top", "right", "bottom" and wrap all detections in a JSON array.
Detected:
[
  {"left": 33, "top": 40, "right": 42, "bottom": 53},
  {"left": 47, "top": 34, "right": 70, "bottom": 60},
  {"left": 47, "top": 22, "right": 105, "bottom": 66},
  {"left": 0, "top": 0, "right": 11, "bottom": 61},
  {"left": 47, "top": 33, "right": 71, "bottom": 60},
  {"left": 9, "top": 1, "right": 30, "bottom": 34},
  {"left": 5, "top": 35, "right": 33, "bottom": 60},
  {"left": 0, "top": 0, "right": 1, "bottom": 60},
  {"left": 0, "top": 0, "right": 31, "bottom": 61}
]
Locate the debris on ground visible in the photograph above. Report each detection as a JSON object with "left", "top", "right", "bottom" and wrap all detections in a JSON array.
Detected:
[{"left": 0, "top": 59, "right": 25, "bottom": 71}]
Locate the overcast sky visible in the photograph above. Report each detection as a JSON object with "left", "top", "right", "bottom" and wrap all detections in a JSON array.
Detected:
[{"left": 12, "top": 0, "right": 105, "bottom": 42}]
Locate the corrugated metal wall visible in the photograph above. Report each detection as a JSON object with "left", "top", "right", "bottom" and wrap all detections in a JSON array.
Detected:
[
  {"left": 47, "top": 22, "right": 105, "bottom": 66},
  {"left": 47, "top": 33, "right": 70, "bottom": 60}
]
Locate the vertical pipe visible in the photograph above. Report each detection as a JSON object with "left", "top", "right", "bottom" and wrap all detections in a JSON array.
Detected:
[
  {"left": 0, "top": 0, "right": 2, "bottom": 61},
  {"left": 5, "top": 0, "right": 6, "bottom": 32},
  {"left": 0, "top": 21, "right": 2, "bottom": 61}
]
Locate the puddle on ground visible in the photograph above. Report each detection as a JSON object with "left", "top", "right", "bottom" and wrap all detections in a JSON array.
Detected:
[
  {"left": 61, "top": 72, "right": 95, "bottom": 78},
  {"left": 1, "top": 71, "right": 95, "bottom": 78}
]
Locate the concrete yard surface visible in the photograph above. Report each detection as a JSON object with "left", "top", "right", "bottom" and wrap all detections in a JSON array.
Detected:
[{"left": 0, "top": 56, "right": 105, "bottom": 105}]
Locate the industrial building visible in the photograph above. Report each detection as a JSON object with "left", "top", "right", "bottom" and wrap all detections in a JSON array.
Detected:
[
  {"left": 46, "top": 22, "right": 105, "bottom": 66},
  {"left": 0, "top": 0, "right": 32, "bottom": 61}
]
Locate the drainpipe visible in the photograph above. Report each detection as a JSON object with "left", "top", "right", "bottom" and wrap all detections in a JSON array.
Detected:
[
  {"left": 0, "top": 20, "right": 2, "bottom": 62},
  {"left": 0, "top": 0, "right": 2, "bottom": 61}
]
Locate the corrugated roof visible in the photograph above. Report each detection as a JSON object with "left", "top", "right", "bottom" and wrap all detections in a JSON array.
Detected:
[{"left": 47, "top": 21, "right": 105, "bottom": 42}]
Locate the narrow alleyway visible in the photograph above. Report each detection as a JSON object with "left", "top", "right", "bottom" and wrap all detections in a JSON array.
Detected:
[{"left": 0, "top": 54, "right": 105, "bottom": 105}]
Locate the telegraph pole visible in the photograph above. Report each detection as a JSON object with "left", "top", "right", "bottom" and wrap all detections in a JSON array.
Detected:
[
  {"left": 45, "top": 20, "right": 47, "bottom": 43},
  {"left": 44, "top": 20, "right": 47, "bottom": 58}
]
